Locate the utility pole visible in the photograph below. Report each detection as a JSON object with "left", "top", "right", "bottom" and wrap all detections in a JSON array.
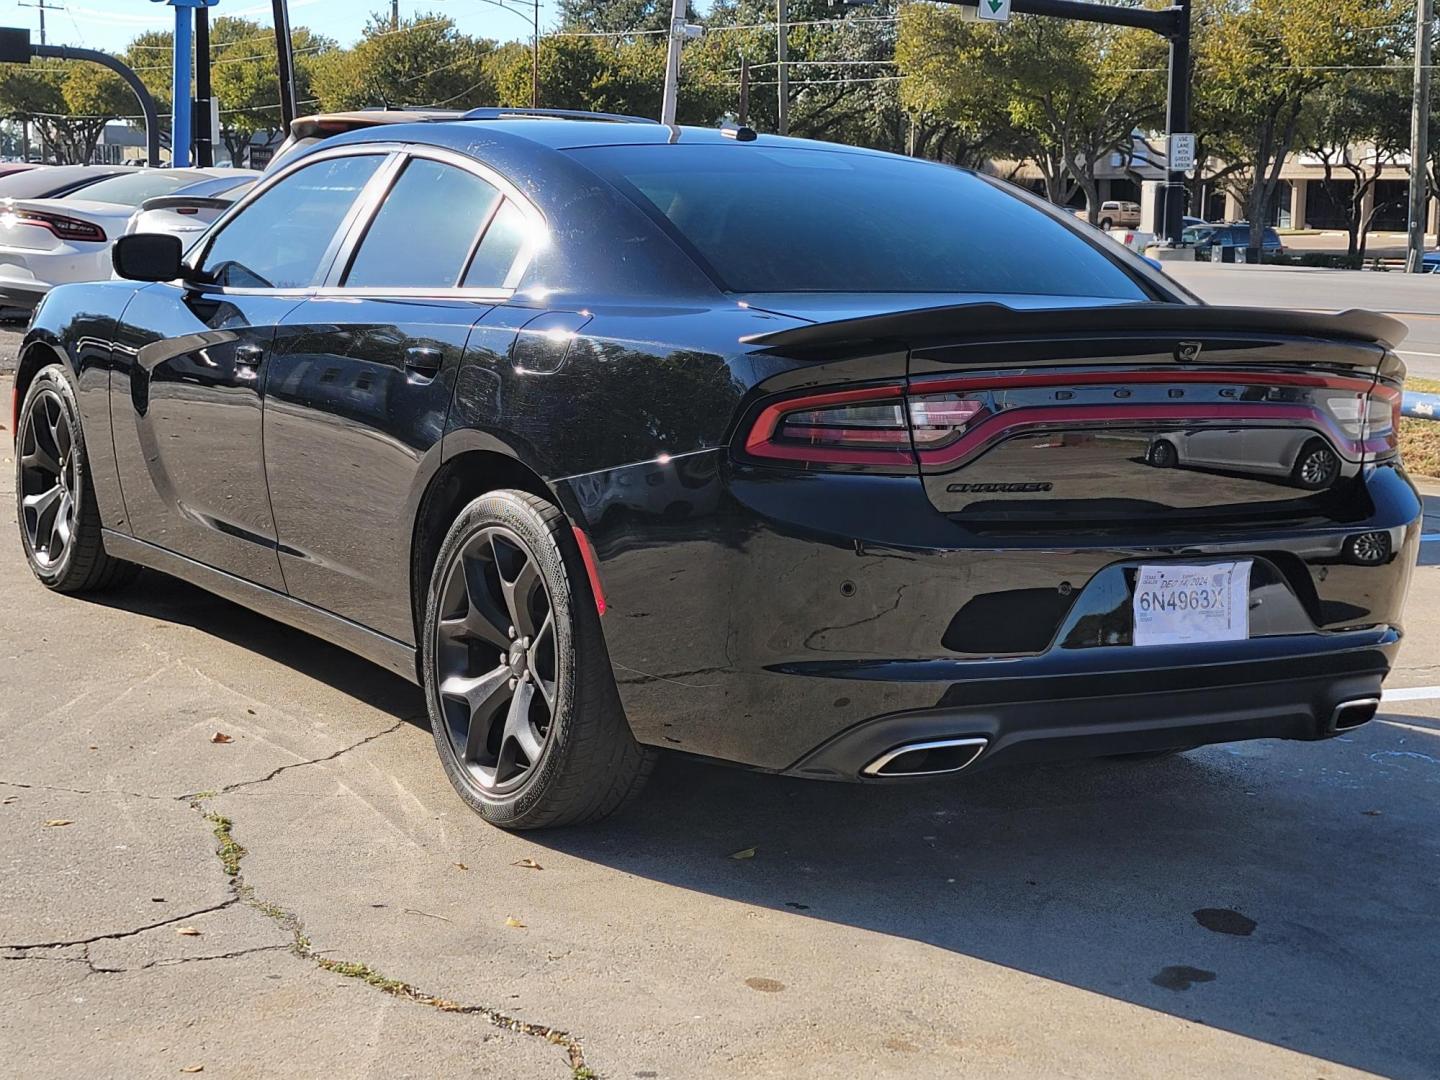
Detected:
[
  {"left": 392, "top": 0, "right": 400, "bottom": 32},
  {"left": 1408, "top": 0, "right": 1435, "bottom": 273},
  {"left": 660, "top": 0, "right": 701, "bottom": 124},
  {"left": 1161, "top": 0, "right": 1192, "bottom": 247},
  {"left": 17, "top": 0, "right": 59, "bottom": 46},
  {"left": 738, "top": 56, "right": 750, "bottom": 127},
  {"left": 776, "top": 0, "right": 788, "bottom": 136},
  {"left": 531, "top": 0, "right": 539, "bottom": 109}
]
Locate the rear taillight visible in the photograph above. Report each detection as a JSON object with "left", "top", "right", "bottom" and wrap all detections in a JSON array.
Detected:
[
  {"left": 4, "top": 210, "right": 106, "bottom": 243},
  {"left": 743, "top": 385, "right": 915, "bottom": 467},
  {"left": 743, "top": 386, "right": 991, "bottom": 468}
]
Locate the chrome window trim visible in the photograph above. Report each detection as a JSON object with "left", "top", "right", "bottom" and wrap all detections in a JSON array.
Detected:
[{"left": 181, "top": 141, "right": 546, "bottom": 302}]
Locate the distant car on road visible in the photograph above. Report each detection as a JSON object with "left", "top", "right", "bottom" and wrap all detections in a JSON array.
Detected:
[
  {"left": 1076, "top": 200, "right": 1142, "bottom": 231},
  {"left": 1182, "top": 223, "right": 1285, "bottom": 259},
  {"left": 1421, "top": 251, "right": 1440, "bottom": 274},
  {"left": 0, "top": 167, "right": 235, "bottom": 309},
  {"left": 123, "top": 172, "right": 260, "bottom": 244}
]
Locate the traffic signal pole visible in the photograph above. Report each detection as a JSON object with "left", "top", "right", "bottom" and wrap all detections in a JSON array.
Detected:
[{"left": 935, "top": 0, "right": 1194, "bottom": 245}]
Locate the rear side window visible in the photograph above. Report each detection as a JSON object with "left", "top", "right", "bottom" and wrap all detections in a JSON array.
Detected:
[
  {"left": 462, "top": 199, "right": 528, "bottom": 289},
  {"left": 572, "top": 144, "right": 1148, "bottom": 299},
  {"left": 345, "top": 158, "right": 502, "bottom": 289},
  {"left": 200, "top": 154, "right": 383, "bottom": 290}
]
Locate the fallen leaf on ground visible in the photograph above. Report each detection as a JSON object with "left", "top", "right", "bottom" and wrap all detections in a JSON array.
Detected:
[
  {"left": 209, "top": 732, "right": 233, "bottom": 744},
  {"left": 87, "top": 745, "right": 98, "bottom": 751},
  {"left": 2, "top": 797, "right": 16, "bottom": 805},
  {"left": 176, "top": 927, "right": 202, "bottom": 937},
  {"left": 180, "top": 1066, "right": 204, "bottom": 1074},
  {"left": 43, "top": 819, "right": 73, "bottom": 828},
  {"left": 504, "top": 916, "right": 526, "bottom": 929},
  {"left": 729, "top": 847, "right": 757, "bottom": 860},
  {"left": 454, "top": 862, "right": 468, "bottom": 871},
  {"left": 512, "top": 858, "right": 543, "bottom": 870}
]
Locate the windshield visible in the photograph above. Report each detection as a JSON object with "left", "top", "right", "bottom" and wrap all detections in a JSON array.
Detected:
[
  {"left": 572, "top": 144, "right": 1148, "bottom": 298},
  {"left": 65, "top": 170, "right": 211, "bottom": 207},
  {"left": 0, "top": 166, "right": 127, "bottom": 200}
]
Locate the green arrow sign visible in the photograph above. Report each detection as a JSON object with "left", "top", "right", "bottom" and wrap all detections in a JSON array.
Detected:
[{"left": 978, "top": 0, "right": 1011, "bottom": 21}]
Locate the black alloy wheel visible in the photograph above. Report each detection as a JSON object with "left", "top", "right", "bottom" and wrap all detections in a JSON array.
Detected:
[
  {"left": 434, "top": 523, "right": 559, "bottom": 794},
  {"left": 1148, "top": 440, "right": 1179, "bottom": 469},
  {"left": 422, "top": 490, "right": 654, "bottom": 829},
  {"left": 15, "top": 365, "right": 136, "bottom": 593}
]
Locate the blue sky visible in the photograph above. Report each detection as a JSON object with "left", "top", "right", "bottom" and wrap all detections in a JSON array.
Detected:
[{"left": 22, "top": 1, "right": 556, "bottom": 53}]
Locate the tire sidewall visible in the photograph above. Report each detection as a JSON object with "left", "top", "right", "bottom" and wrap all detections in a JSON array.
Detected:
[
  {"left": 16, "top": 366, "right": 86, "bottom": 588},
  {"left": 421, "top": 491, "right": 581, "bottom": 827}
]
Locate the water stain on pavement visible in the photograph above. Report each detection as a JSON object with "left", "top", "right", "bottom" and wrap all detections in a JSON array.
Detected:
[
  {"left": 1151, "top": 966, "right": 1218, "bottom": 992},
  {"left": 745, "top": 977, "right": 786, "bottom": 993},
  {"left": 1194, "top": 908, "right": 1258, "bottom": 936}
]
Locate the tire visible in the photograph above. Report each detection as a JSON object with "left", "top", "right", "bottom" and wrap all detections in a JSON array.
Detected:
[
  {"left": 1148, "top": 440, "right": 1178, "bottom": 469},
  {"left": 1099, "top": 217, "right": 1113, "bottom": 231},
  {"left": 15, "top": 365, "right": 137, "bottom": 593},
  {"left": 421, "top": 489, "right": 655, "bottom": 829},
  {"left": 1291, "top": 439, "right": 1339, "bottom": 490}
]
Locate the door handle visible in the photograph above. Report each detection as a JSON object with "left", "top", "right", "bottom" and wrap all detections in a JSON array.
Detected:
[
  {"left": 404, "top": 346, "right": 444, "bottom": 375},
  {"left": 234, "top": 344, "right": 265, "bottom": 376}
]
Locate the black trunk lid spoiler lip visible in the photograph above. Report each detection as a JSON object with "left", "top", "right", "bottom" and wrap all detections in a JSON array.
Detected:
[{"left": 738, "top": 301, "right": 1408, "bottom": 353}]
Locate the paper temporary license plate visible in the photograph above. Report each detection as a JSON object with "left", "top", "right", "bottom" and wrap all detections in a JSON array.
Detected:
[{"left": 1132, "top": 562, "right": 1252, "bottom": 647}]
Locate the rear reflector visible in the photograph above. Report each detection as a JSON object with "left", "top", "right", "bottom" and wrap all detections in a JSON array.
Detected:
[{"left": 572, "top": 526, "right": 607, "bottom": 616}]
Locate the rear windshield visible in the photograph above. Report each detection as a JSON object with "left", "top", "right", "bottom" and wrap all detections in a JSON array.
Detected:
[
  {"left": 0, "top": 166, "right": 125, "bottom": 200},
  {"left": 572, "top": 144, "right": 1148, "bottom": 299},
  {"left": 67, "top": 170, "right": 212, "bottom": 207}
]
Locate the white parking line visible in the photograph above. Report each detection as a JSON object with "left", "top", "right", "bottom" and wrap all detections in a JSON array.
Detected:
[{"left": 1382, "top": 686, "right": 1440, "bottom": 702}]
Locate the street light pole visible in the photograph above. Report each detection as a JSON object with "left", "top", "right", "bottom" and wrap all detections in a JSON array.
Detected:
[
  {"left": 776, "top": 0, "right": 788, "bottom": 136},
  {"left": 271, "top": 0, "right": 299, "bottom": 134},
  {"left": 532, "top": 0, "right": 540, "bottom": 109},
  {"left": 660, "top": 0, "right": 686, "bottom": 124},
  {"left": 1408, "top": 0, "right": 1434, "bottom": 273},
  {"left": 1161, "top": 0, "right": 1192, "bottom": 247}
]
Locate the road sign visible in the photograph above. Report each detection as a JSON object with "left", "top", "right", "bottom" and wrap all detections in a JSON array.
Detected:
[
  {"left": 977, "top": 0, "right": 1011, "bottom": 20},
  {"left": 1170, "top": 133, "right": 1197, "bottom": 172}
]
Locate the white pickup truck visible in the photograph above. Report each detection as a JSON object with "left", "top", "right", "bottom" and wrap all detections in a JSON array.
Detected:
[{"left": 1075, "top": 200, "right": 1142, "bottom": 230}]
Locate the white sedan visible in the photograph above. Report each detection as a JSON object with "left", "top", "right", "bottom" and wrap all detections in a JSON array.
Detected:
[
  {"left": 0, "top": 168, "right": 241, "bottom": 309},
  {"left": 124, "top": 172, "right": 259, "bottom": 245}
]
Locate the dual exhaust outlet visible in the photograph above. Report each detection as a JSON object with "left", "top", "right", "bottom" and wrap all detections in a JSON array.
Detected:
[{"left": 861, "top": 698, "right": 1380, "bottom": 778}]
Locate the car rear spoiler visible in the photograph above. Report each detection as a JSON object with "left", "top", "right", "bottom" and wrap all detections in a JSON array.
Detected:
[
  {"left": 138, "top": 195, "right": 235, "bottom": 213},
  {"left": 739, "top": 302, "right": 1409, "bottom": 352}
]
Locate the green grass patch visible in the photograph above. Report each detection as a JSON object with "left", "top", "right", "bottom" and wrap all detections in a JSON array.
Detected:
[{"left": 205, "top": 811, "right": 246, "bottom": 877}]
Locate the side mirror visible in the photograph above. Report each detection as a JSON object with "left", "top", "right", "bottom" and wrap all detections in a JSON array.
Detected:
[{"left": 112, "top": 233, "right": 184, "bottom": 283}]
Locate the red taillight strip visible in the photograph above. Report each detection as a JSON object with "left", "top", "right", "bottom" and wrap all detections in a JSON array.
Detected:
[
  {"left": 743, "top": 383, "right": 915, "bottom": 467},
  {"left": 916, "top": 402, "right": 1344, "bottom": 469},
  {"left": 912, "top": 368, "right": 1377, "bottom": 396}
]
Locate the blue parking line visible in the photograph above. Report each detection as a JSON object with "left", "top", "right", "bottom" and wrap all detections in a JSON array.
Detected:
[{"left": 1424, "top": 534, "right": 1440, "bottom": 543}]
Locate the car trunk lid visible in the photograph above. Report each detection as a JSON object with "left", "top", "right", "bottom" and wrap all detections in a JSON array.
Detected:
[{"left": 740, "top": 300, "right": 1405, "bottom": 527}]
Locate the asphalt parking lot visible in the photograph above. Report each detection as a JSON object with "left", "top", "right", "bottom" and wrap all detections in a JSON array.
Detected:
[{"left": 0, "top": 365, "right": 1438, "bottom": 1080}]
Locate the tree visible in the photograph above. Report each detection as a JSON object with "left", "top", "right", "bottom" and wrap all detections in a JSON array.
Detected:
[
  {"left": 1195, "top": 0, "right": 1404, "bottom": 250},
  {"left": 311, "top": 12, "right": 495, "bottom": 112},
  {"left": 0, "top": 59, "right": 133, "bottom": 163},
  {"left": 897, "top": 8, "right": 1165, "bottom": 217},
  {"left": 210, "top": 17, "right": 335, "bottom": 163},
  {"left": 1300, "top": 75, "right": 1410, "bottom": 257}
]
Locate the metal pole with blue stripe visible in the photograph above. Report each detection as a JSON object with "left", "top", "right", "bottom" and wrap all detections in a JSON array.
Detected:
[{"left": 151, "top": 0, "right": 220, "bottom": 168}]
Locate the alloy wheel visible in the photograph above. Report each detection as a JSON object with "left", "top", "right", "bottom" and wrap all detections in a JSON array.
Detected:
[
  {"left": 433, "top": 525, "right": 559, "bottom": 794},
  {"left": 19, "top": 390, "right": 77, "bottom": 569}
]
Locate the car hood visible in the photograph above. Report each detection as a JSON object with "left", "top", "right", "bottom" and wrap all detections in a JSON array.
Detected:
[{"left": 733, "top": 292, "right": 1141, "bottom": 326}]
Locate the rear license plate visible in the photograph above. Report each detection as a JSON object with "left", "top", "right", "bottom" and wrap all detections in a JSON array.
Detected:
[{"left": 1132, "top": 562, "right": 1252, "bottom": 647}]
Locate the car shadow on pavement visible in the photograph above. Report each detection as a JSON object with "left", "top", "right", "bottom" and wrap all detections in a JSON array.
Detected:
[
  {"left": 532, "top": 745, "right": 1436, "bottom": 1080},
  {"left": 82, "top": 568, "right": 428, "bottom": 726},
  {"left": 74, "top": 568, "right": 1435, "bottom": 1079}
]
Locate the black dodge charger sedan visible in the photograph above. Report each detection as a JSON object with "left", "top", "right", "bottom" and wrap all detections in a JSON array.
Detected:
[{"left": 12, "top": 110, "right": 1420, "bottom": 828}]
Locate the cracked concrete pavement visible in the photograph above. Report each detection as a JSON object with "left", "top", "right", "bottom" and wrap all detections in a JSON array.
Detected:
[{"left": 3, "top": 368, "right": 1440, "bottom": 1078}]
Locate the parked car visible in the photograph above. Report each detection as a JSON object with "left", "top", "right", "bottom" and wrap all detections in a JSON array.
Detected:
[
  {"left": 0, "top": 167, "right": 234, "bottom": 309},
  {"left": 1076, "top": 200, "right": 1142, "bottom": 230},
  {"left": 1182, "top": 223, "right": 1286, "bottom": 258},
  {"left": 13, "top": 114, "right": 1417, "bottom": 829},
  {"left": 124, "top": 171, "right": 261, "bottom": 243},
  {"left": 1147, "top": 428, "right": 1346, "bottom": 490},
  {"left": 1421, "top": 251, "right": 1440, "bottom": 274}
]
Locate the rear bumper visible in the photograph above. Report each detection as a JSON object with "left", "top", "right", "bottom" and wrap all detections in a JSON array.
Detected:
[
  {"left": 557, "top": 451, "right": 1420, "bottom": 775},
  {"left": 0, "top": 248, "right": 109, "bottom": 309},
  {"left": 786, "top": 628, "right": 1395, "bottom": 780}
]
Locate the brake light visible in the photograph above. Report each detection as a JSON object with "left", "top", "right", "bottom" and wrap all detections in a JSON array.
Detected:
[
  {"left": 743, "top": 385, "right": 915, "bottom": 467},
  {"left": 5, "top": 210, "right": 106, "bottom": 243}
]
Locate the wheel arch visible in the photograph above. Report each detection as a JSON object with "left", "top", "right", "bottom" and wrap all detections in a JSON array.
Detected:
[
  {"left": 409, "top": 444, "right": 586, "bottom": 675},
  {"left": 11, "top": 340, "right": 71, "bottom": 440}
]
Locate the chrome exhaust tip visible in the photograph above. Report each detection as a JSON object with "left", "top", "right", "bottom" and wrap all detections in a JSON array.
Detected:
[
  {"left": 1332, "top": 698, "right": 1380, "bottom": 731},
  {"left": 861, "top": 737, "right": 988, "bottom": 778}
]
